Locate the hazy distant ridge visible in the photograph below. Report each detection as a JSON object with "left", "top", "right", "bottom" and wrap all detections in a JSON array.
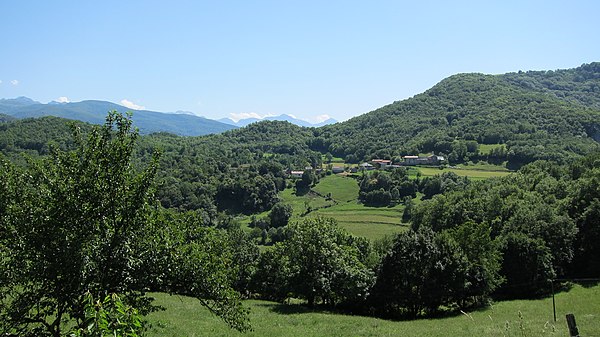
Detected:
[
  {"left": 0, "top": 98, "right": 237, "bottom": 136},
  {"left": 219, "top": 114, "right": 337, "bottom": 127}
]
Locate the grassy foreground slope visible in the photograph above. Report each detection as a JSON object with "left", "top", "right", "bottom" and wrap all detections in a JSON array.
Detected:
[{"left": 146, "top": 284, "right": 600, "bottom": 337}]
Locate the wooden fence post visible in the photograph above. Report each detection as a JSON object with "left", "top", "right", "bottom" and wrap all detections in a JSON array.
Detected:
[{"left": 566, "top": 313, "right": 580, "bottom": 337}]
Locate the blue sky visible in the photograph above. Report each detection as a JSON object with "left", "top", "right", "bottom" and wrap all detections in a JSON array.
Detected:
[{"left": 1, "top": 1, "right": 599, "bottom": 122}]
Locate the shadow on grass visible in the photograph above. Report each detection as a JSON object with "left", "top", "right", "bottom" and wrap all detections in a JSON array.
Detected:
[
  {"left": 255, "top": 302, "right": 326, "bottom": 315},
  {"left": 254, "top": 301, "right": 471, "bottom": 322},
  {"left": 294, "top": 185, "right": 310, "bottom": 196},
  {"left": 575, "top": 279, "right": 600, "bottom": 288}
]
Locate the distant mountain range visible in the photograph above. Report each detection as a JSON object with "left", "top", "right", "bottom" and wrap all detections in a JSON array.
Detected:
[
  {"left": 218, "top": 114, "right": 337, "bottom": 127},
  {"left": 0, "top": 97, "right": 237, "bottom": 136}
]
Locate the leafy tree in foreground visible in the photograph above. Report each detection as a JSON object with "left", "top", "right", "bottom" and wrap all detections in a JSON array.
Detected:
[
  {"left": 370, "top": 228, "right": 469, "bottom": 317},
  {"left": 495, "top": 232, "right": 555, "bottom": 298},
  {"left": 254, "top": 217, "right": 374, "bottom": 307},
  {"left": 0, "top": 112, "right": 249, "bottom": 336},
  {"left": 69, "top": 292, "right": 144, "bottom": 337},
  {"left": 446, "top": 221, "right": 503, "bottom": 306}
]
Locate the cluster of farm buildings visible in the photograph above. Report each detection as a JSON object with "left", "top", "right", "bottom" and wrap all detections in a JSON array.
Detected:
[{"left": 288, "top": 154, "right": 445, "bottom": 178}]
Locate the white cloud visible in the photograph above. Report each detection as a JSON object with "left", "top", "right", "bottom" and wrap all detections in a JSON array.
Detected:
[
  {"left": 311, "top": 114, "right": 332, "bottom": 123},
  {"left": 56, "top": 96, "right": 70, "bottom": 103},
  {"left": 120, "top": 99, "right": 145, "bottom": 110},
  {"left": 0, "top": 80, "right": 3, "bottom": 85},
  {"left": 10, "top": 80, "right": 19, "bottom": 86},
  {"left": 229, "top": 112, "right": 274, "bottom": 122}
]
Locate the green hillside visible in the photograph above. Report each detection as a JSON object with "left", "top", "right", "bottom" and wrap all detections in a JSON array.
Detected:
[
  {"left": 503, "top": 62, "right": 600, "bottom": 110},
  {"left": 316, "top": 62, "right": 600, "bottom": 168}
]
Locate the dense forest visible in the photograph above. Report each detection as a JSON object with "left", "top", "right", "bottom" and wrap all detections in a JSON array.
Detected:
[{"left": 1, "top": 63, "right": 600, "bottom": 335}]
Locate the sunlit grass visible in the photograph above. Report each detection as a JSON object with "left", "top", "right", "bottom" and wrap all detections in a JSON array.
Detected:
[
  {"left": 478, "top": 144, "right": 506, "bottom": 155},
  {"left": 312, "top": 174, "right": 359, "bottom": 203},
  {"left": 417, "top": 167, "right": 511, "bottom": 178},
  {"left": 146, "top": 284, "right": 600, "bottom": 337}
]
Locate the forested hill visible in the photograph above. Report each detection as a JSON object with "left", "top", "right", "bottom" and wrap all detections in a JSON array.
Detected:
[
  {"left": 316, "top": 62, "right": 600, "bottom": 167},
  {"left": 503, "top": 62, "right": 600, "bottom": 110}
]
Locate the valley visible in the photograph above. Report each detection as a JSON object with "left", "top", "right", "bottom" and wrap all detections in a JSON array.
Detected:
[{"left": 1, "top": 63, "right": 600, "bottom": 336}]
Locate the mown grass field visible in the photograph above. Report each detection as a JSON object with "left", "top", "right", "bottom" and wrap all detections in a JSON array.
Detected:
[
  {"left": 479, "top": 143, "right": 506, "bottom": 155},
  {"left": 311, "top": 202, "right": 407, "bottom": 240},
  {"left": 417, "top": 166, "right": 511, "bottom": 179},
  {"left": 281, "top": 175, "right": 407, "bottom": 240},
  {"left": 279, "top": 187, "right": 335, "bottom": 217},
  {"left": 146, "top": 283, "right": 600, "bottom": 337},
  {"left": 312, "top": 174, "right": 358, "bottom": 203}
]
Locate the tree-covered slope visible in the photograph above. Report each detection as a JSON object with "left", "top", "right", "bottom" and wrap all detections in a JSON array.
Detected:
[
  {"left": 503, "top": 62, "right": 600, "bottom": 110},
  {"left": 0, "top": 117, "right": 92, "bottom": 161},
  {"left": 0, "top": 116, "right": 323, "bottom": 213},
  {"left": 317, "top": 63, "right": 600, "bottom": 167},
  {"left": 0, "top": 114, "right": 15, "bottom": 123}
]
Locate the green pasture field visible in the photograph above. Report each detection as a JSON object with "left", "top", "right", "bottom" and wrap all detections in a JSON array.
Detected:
[
  {"left": 321, "top": 155, "right": 344, "bottom": 164},
  {"left": 242, "top": 168, "right": 507, "bottom": 240},
  {"left": 311, "top": 202, "right": 407, "bottom": 241},
  {"left": 457, "top": 161, "right": 509, "bottom": 171},
  {"left": 279, "top": 175, "right": 406, "bottom": 240},
  {"left": 417, "top": 167, "right": 511, "bottom": 179},
  {"left": 479, "top": 143, "right": 506, "bottom": 155},
  {"left": 279, "top": 187, "right": 335, "bottom": 217},
  {"left": 312, "top": 174, "right": 359, "bottom": 203},
  {"left": 146, "top": 283, "right": 600, "bottom": 337}
]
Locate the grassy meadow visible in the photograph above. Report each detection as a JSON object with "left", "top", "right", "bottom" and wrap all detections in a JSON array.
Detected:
[
  {"left": 310, "top": 202, "right": 407, "bottom": 240},
  {"left": 416, "top": 166, "right": 511, "bottom": 179},
  {"left": 280, "top": 174, "right": 407, "bottom": 240},
  {"left": 478, "top": 144, "right": 506, "bottom": 155},
  {"left": 241, "top": 164, "right": 511, "bottom": 240},
  {"left": 146, "top": 283, "right": 600, "bottom": 337}
]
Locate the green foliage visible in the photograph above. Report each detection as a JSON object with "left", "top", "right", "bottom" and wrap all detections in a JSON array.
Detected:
[
  {"left": 370, "top": 228, "right": 470, "bottom": 317},
  {"left": 227, "top": 229, "right": 260, "bottom": 297},
  {"left": 419, "top": 171, "right": 470, "bottom": 199},
  {"left": 136, "top": 209, "right": 250, "bottom": 331},
  {"left": 318, "top": 65, "right": 600, "bottom": 168},
  {"left": 496, "top": 232, "right": 555, "bottom": 298},
  {"left": 359, "top": 169, "right": 416, "bottom": 206},
  {"left": 1, "top": 112, "right": 158, "bottom": 336},
  {"left": 566, "top": 154, "right": 600, "bottom": 276},
  {"left": 446, "top": 221, "right": 503, "bottom": 305},
  {"left": 254, "top": 217, "right": 375, "bottom": 307},
  {"left": 70, "top": 292, "right": 144, "bottom": 337},
  {"left": 504, "top": 62, "right": 600, "bottom": 110},
  {"left": 411, "top": 155, "right": 600, "bottom": 298},
  {"left": 269, "top": 202, "right": 293, "bottom": 228},
  {"left": 0, "top": 112, "right": 250, "bottom": 336}
]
